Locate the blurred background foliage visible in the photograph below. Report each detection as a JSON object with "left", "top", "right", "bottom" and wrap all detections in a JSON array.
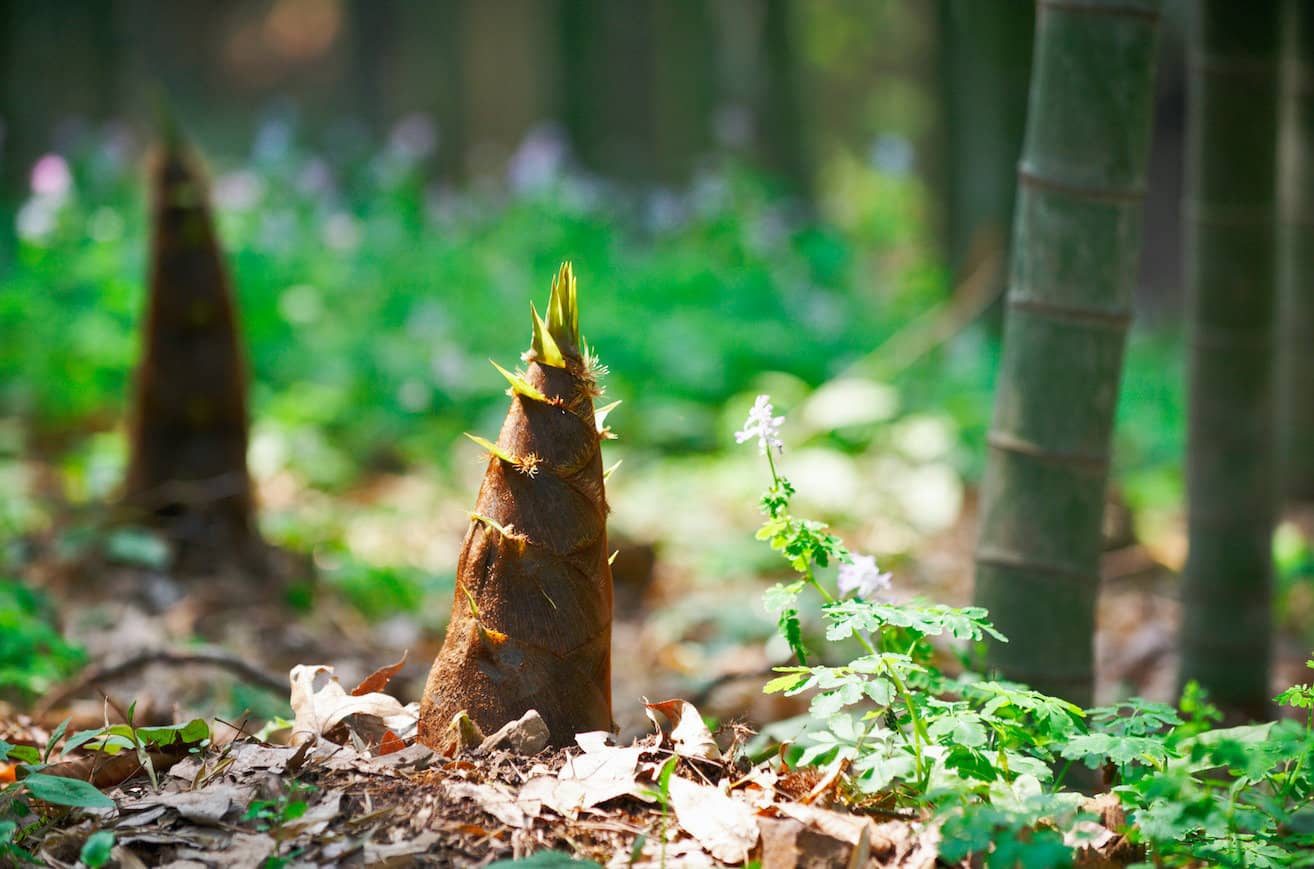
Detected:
[{"left": 0, "top": 0, "right": 1253, "bottom": 701}]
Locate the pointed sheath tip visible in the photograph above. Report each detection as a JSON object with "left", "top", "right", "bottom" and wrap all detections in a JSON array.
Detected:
[
  {"left": 151, "top": 89, "right": 185, "bottom": 153},
  {"left": 594, "top": 400, "right": 621, "bottom": 433},
  {"left": 490, "top": 360, "right": 549, "bottom": 403},
  {"left": 464, "top": 432, "right": 517, "bottom": 466}
]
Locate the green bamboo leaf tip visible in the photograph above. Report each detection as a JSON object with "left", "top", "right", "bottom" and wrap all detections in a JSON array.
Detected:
[
  {"left": 529, "top": 261, "right": 582, "bottom": 366},
  {"left": 153, "top": 89, "right": 183, "bottom": 151}
]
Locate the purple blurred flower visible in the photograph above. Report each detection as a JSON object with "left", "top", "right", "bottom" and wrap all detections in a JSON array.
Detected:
[
  {"left": 30, "top": 154, "right": 71, "bottom": 198},
  {"left": 837, "top": 554, "right": 893, "bottom": 600}
]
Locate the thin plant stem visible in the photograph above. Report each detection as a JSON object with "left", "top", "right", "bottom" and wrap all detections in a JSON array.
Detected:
[{"left": 762, "top": 445, "right": 930, "bottom": 781}]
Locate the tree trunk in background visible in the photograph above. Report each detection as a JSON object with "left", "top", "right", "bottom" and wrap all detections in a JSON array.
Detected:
[
  {"left": 651, "top": 0, "right": 716, "bottom": 183},
  {"left": 121, "top": 129, "right": 264, "bottom": 576},
  {"left": 350, "top": 0, "right": 397, "bottom": 129},
  {"left": 558, "top": 0, "right": 658, "bottom": 183},
  {"left": 938, "top": 0, "right": 1034, "bottom": 284},
  {"left": 0, "top": 0, "right": 15, "bottom": 265},
  {"left": 758, "top": 0, "right": 812, "bottom": 202},
  {"left": 974, "top": 0, "right": 1162, "bottom": 706},
  {"left": 1180, "top": 0, "right": 1281, "bottom": 718},
  {"left": 1278, "top": 0, "right": 1314, "bottom": 502},
  {"left": 431, "top": 0, "right": 466, "bottom": 183}
]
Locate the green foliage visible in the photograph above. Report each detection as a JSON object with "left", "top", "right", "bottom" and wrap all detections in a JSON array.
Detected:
[
  {"left": 0, "top": 724, "right": 122, "bottom": 864},
  {"left": 744, "top": 401, "right": 1314, "bottom": 866},
  {"left": 243, "top": 780, "right": 314, "bottom": 833},
  {"left": 0, "top": 130, "right": 931, "bottom": 470},
  {"left": 0, "top": 581, "right": 84, "bottom": 700},
  {"left": 244, "top": 779, "right": 316, "bottom": 868},
  {"left": 79, "top": 830, "right": 115, "bottom": 868}
]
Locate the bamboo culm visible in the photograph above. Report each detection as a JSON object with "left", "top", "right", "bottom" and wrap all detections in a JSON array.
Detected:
[
  {"left": 973, "top": 0, "right": 1162, "bottom": 706},
  {"left": 1180, "top": 0, "right": 1282, "bottom": 718}
]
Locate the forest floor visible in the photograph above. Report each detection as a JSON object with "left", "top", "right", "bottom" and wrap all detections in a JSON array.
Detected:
[{"left": 5, "top": 471, "right": 1313, "bottom": 866}]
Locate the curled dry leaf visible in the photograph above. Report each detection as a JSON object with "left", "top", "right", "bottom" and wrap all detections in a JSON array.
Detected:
[
  {"left": 41, "top": 749, "right": 185, "bottom": 789},
  {"left": 351, "top": 651, "right": 408, "bottom": 697},
  {"left": 288, "top": 664, "right": 418, "bottom": 748},
  {"left": 643, "top": 698, "right": 721, "bottom": 761}
]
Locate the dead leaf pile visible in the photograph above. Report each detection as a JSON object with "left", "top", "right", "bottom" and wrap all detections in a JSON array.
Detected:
[{"left": 12, "top": 669, "right": 1133, "bottom": 868}]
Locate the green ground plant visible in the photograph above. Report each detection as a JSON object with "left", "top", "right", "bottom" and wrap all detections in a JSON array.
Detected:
[
  {"left": 0, "top": 712, "right": 211, "bottom": 862},
  {"left": 0, "top": 583, "right": 84, "bottom": 701},
  {"left": 742, "top": 395, "right": 1314, "bottom": 867}
]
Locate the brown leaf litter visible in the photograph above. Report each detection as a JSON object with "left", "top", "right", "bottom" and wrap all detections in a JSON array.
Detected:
[{"left": 11, "top": 683, "right": 1139, "bottom": 868}]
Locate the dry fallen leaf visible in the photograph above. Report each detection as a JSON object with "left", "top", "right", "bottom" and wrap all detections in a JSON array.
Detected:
[
  {"left": 643, "top": 698, "right": 722, "bottom": 761},
  {"left": 118, "top": 785, "right": 250, "bottom": 826},
  {"left": 281, "top": 792, "right": 343, "bottom": 837},
  {"left": 666, "top": 775, "right": 758, "bottom": 863},
  {"left": 351, "top": 651, "right": 408, "bottom": 697},
  {"left": 446, "top": 781, "right": 529, "bottom": 829},
  {"left": 288, "top": 664, "right": 418, "bottom": 748},
  {"left": 516, "top": 733, "right": 648, "bottom": 819}
]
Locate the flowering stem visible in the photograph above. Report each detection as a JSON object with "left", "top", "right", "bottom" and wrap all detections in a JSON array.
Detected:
[{"left": 765, "top": 447, "right": 929, "bottom": 781}]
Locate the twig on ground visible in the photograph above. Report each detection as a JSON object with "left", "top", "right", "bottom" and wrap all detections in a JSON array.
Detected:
[{"left": 35, "top": 647, "right": 286, "bottom": 717}]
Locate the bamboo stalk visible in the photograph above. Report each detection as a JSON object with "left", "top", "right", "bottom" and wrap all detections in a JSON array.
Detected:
[
  {"left": 1279, "top": 0, "right": 1314, "bottom": 502},
  {"left": 973, "top": 0, "right": 1162, "bottom": 705},
  {"left": 1180, "top": 0, "right": 1282, "bottom": 717}
]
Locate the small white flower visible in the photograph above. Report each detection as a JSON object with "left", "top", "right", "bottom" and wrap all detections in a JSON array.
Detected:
[
  {"left": 736, "top": 394, "right": 785, "bottom": 455},
  {"left": 838, "top": 554, "right": 892, "bottom": 600}
]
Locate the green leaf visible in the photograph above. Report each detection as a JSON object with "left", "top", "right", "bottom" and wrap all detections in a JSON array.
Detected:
[
  {"left": 20, "top": 773, "right": 115, "bottom": 808},
  {"left": 1058, "top": 733, "right": 1170, "bottom": 770},
  {"left": 762, "top": 580, "right": 804, "bottom": 614},
  {"left": 43, "top": 718, "right": 70, "bottom": 763},
  {"left": 136, "top": 719, "right": 210, "bottom": 748},
  {"left": 763, "top": 672, "right": 809, "bottom": 695},
  {"left": 779, "top": 609, "right": 808, "bottom": 665},
  {"left": 1088, "top": 699, "right": 1182, "bottom": 737},
  {"left": 929, "top": 713, "right": 988, "bottom": 748},
  {"left": 79, "top": 831, "right": 115, "bottom": 868},
  {"left": 1, "top": 741, "right": 40, "bottom": 764},
  {"left": 104, "top": 528, "right": 170, "bottom": 569}
]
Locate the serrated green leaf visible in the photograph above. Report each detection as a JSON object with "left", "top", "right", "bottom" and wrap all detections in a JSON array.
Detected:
[{"left": 763, "top": 580, "right": 804, "bottom": 614}]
